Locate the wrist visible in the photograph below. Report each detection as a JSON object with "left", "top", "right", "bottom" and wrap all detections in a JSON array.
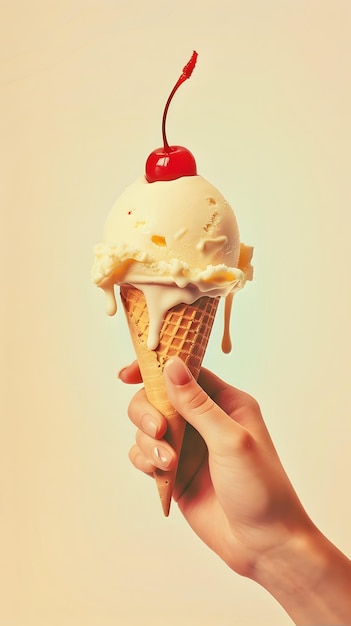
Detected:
[{"left": 251, "top": 522, "right": 351, "bottom": 625}]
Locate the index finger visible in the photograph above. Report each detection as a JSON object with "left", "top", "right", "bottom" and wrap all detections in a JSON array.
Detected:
[{"left": 118, "top": 360, "right": 142, "bottom": 384}]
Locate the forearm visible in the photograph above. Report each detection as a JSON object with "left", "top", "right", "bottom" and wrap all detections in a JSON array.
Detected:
[{"left": 252, "top": 525, "right": 351, "bottom": 625}]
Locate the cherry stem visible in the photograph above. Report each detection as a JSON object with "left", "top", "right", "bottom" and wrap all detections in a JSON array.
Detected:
[{"left": 161, "top": 51, "right": 198, "bottom": 152}]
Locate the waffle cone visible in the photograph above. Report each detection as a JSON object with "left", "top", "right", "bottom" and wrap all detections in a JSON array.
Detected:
[{"left": 120, "top": 284, "right": 219, "bottom": 516}]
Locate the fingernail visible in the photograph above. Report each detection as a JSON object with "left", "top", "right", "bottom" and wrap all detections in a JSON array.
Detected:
[
  {"left": 154, "top": 446, "right": 171, "bottom": 467},
  {"left": 117, "top": 367, "right": 127, "bottom": 379},
  {"left": 118, "top": 361, "right": 136, "bottom": 380},
  {"left": 141, "top": 414, "right": 157, "bottom": 437},
  {"left": 165, "top": 357, "right": 192, "bottom": 386}
]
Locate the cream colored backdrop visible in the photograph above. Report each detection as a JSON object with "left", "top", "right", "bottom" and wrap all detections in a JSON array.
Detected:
[{"left": 2, "top": 1, "right": 351, "bottom": 625}]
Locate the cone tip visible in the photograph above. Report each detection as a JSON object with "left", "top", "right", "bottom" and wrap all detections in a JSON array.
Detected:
[{"left": 162, "top": 502, "right": 171, "bottom": 517}]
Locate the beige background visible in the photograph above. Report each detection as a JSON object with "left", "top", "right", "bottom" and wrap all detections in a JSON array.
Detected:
[{"left": 1, "top": 1, "right": 351, "bottom": 625}]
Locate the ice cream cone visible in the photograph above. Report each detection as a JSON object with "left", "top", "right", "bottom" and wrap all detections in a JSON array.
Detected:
[{"left": 120, "top": 284, "right": 219, "bottom": 516}]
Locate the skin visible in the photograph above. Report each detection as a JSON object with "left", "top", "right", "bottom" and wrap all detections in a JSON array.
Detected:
[{"left": 119, "top": 357, "right": 351, "bottom": 625}]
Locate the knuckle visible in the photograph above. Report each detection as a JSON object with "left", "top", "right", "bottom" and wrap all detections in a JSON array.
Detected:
[
  {"left": 228, "top": 428, "right": 255, "bottom": 455},
  {"left": 129, "top": 445, "right": 155, "bottom": 474},
  {"left": 184, "top": 387, "right": 215, "bottom": 416},
  {"left": 127, "top": 404, "right": 134, "bottom": 423},
  {"left": 245, "top": 394, "right": 261, "bottom": 414},
  {"left": 128, "top": 444, "right": 139, "bottom": 466},
  {"left": 135, "top": 428, "right": 145, "bottom": 448},
  {"left": 127, "top": 388, "right": 146, "bottom": 423}
]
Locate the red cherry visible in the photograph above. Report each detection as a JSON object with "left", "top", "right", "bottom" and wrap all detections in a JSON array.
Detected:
[
  {"left": 145, "top": 51, "right": 198, "bottom": 183},
  {"left": 145, "top": 145, "right": 197, "bottom": 182}
]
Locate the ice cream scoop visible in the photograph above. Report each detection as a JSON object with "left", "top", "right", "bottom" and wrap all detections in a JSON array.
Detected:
[{"left": 91, "top": 174, "right": 250, "bottom": 349}]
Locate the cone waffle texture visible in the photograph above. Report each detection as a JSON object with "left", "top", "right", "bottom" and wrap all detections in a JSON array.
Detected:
[{"left": 120, "top": 284, "right": 219, "bottom": 516}]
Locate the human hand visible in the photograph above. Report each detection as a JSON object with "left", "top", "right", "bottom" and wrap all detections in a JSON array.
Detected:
[
  {"left": 120, "top": 357, "right": 351, "bottom": 624},
  {"left": 120, "top": 357, "right": 311, "bottom": 576}
]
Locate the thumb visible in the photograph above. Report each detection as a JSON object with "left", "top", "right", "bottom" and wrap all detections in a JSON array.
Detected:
[{"left": 163, "top": 357, "right": 239, "bottom": 453}]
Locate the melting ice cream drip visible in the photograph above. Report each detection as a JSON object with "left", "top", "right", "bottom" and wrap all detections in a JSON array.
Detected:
[
  {"left": 100, "top": 282, "right": 238, "bottom": 353},
  {"left": 104, "top": 283, "right": 117, "bottom": 316}
]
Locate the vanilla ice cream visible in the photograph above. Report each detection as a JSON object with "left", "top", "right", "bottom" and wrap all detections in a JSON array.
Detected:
[{"left": 92, "top": 174, "right": 252, "bottom": 350}]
